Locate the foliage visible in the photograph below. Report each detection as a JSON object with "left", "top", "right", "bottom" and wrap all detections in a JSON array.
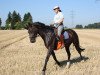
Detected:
[
  {"left": 5, "top": 11, "right": 33, "bottom": 30},
  {"left": 14, "top": 22, "right": 23, "bottom": 30},
  {"left": 75, "top": 22, "right": 100, "bottom": 29},
  {"left": 75, "top": 25, "right": 83, "bottom": 29},
  {"left": 84, "top": 22, "right": 100, "bottom": 29},
  {"left": 11, "top": 11, "right": 21, "bottom": 29},
  {"left": 0, "top": 18, "right": 2, "bottom": 29},
  {"left": 22, "top": 12, "right": 33, "bottom": 28},
  {"left": 0, "top": 26, "right": 5, "bottom": 30},
  {"left": 5, "top": 12, "right": 12, "bottom": 29},
  {"left": 4, "top": 10, "right": 100, "bottom": 30}
]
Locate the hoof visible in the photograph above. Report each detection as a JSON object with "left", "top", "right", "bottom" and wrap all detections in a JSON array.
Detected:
[
  {"left": 42, "top": 71, "right": 45, "bottom": 75},
  {"left": 80, "top": 56, "right": 83, "bottom": 60},
  {"left": 57, "top": 62, "right": 61, "bottom": 66},
  {"left": 66, "top": 61, "right": 71, "bottom": 68},
  {"left": 55, "top": 62, "right": 61, "bottom": 66}
]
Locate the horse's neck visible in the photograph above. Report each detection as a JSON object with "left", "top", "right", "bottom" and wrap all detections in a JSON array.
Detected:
[
  {"left": 38, "top": 29, "right": 55, "bottom": 48},
  {"left": 38, "top": 29, "right": 51, "bottom": 40},
  {"left": 38, "top": 30, "right": 46, "bottom": 40}
]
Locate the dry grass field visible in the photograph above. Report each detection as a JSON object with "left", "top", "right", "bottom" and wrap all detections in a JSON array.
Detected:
[{"left": 0, "top": 29, "right": 100, "bottom": 75}]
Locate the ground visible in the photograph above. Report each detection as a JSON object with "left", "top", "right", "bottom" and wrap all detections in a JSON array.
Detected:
[{"left": 0, "top": 29, "right": 100, "bottom": 75}]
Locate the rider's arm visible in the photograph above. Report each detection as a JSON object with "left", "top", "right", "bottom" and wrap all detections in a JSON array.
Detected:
[
  {"left": 57, "top": 18, "right": 64, "bottom": 25},
  {"left": 56, "top": 12, "right": 64, "bottom": 25}
]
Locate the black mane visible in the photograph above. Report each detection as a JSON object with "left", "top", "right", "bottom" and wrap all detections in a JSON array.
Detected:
[
  {"left": 32, "top": 22, "right": 54, "bottom": 31},
  {"left": 33, "top": 22, "right": 45, "bottom": 27}
]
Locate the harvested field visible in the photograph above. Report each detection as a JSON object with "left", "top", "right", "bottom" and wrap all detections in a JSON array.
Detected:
[{"left": 0, "top": 29, "right": 100, "bottom": 75}]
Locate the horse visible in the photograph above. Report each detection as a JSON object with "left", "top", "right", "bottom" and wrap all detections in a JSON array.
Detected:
[{"left": 25, "top": 22, "right": 85, "bottom": 75}]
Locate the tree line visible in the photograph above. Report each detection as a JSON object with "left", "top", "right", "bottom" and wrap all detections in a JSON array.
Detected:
[
  {"left": 0, "top": 11, "right": 100, "bottom": 29},
  {"left": 75, "top": 23, "right": 100, "bottom": 29},
  {"left": 0, "top": 10, "right": 33, "bottom": 30},
  {"left": 0, "top": 18, "right": 2, "bottom": 29}
]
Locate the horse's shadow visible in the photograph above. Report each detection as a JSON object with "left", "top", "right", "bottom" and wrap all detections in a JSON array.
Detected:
[{"left": 59, "top": 56, "right": 89, "bottom": 67}]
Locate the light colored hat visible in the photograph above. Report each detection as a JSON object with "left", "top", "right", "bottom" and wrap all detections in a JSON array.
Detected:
[{"left": 53, "top": 6, "right": 60, "bottom": 10}]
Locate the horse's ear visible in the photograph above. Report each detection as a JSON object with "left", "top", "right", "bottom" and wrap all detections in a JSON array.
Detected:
[
  {"left": 24, "top": 25, "right": 29, "bottom": 30},
  {"left": 28, "top": 22, "right": 32, "bottom": 27},
  {"left": 24, "top": 23, "right": 32, "bottom": 30}
]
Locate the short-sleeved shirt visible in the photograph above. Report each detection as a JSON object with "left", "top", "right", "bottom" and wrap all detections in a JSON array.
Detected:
[{"left": 54, "top": 12, "right": 64, "bottom": 23}]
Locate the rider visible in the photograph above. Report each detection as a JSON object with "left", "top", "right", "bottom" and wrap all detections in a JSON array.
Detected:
[{"left": 51, "top": 6, "right": 64, "bottom": 41}]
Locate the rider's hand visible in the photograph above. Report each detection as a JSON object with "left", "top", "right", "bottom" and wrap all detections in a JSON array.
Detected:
[
  {"left": 50, "top": 24, "right": 54, "bottom": 27},
  {"left": 57, "top": 22, "right": 61, "bottom": 25}
]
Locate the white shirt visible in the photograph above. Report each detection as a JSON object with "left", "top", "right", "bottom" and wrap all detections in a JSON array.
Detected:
[{"left": 54, "top": 12, "right": 64, "bottom": 23}]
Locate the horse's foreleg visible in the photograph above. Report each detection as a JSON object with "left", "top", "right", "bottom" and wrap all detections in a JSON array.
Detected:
[
  {"left": 42, "top": 50, "right": 52, "bottom": 75},
  {"left": 51, "top": 51, "right": 60, "bottom": 66}
]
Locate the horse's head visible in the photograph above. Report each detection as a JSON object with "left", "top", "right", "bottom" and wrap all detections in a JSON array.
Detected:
[{"left": 25, "top": 23, "right": 38, "bottom": 43}]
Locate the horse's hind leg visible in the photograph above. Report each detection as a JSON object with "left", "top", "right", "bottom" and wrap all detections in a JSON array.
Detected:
[
  {"left": 65, "top": 46, "right": 71, "bottom": 68},
  {"left": 64, "top": 40, "right": 71, "bottom": 68},
  {"left": 51, "top": 50, "right": 60, "bottom": 66},
  {"left": 74, "top": 44, "right": 83, "bottom": 60}
]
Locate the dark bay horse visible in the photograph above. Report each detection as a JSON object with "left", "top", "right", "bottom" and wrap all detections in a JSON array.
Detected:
[{"left": 25, "top": 22, "right": 85, "bottom": 75}]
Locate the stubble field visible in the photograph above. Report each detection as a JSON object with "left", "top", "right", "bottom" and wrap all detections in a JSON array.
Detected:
[{"left": 0, "top": 29, "right": 100, "bottom": 75}]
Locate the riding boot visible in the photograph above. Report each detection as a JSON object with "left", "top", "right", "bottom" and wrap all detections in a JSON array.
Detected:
[{"left": 60, "top": 36, "right": 64, "bottom": 49}]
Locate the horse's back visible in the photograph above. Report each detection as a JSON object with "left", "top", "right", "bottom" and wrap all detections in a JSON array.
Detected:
[
  {"left": 64, "top": 29, "right": 75, "bottom": 33},
  {"left": 63, "top": 29, "right": 78, "bottom": 37}
]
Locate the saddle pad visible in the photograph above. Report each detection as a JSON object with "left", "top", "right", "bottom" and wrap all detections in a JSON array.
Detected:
[
  {"left": 56, "top": 31, "right": 69, "bottom": 50},
  {"left": 63, "top": 31, "right": 69, "bottom": 39}
]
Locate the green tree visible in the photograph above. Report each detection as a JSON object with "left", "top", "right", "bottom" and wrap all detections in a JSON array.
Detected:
[
  {"left": 84, "top": 26, "right": 88, "bottom": 29},
  {"left": 23, "top": 14, "right": 28, "bottom": 22},
  {"left": 5, "top": 11, "right": 33, "bottom": 30},
  {"left": 11, "top": 11, "right": 22, "bottom": 29},
  {"left": 11, "top": 11, "right": 18, "bottom": 29},
  {"left": 14, "top": 22, "right": 23, "bottom": 30},
  {"left": 17, "top": 13, "right": 21, "bottom": 22},
  {"left": 97, "top": 22, "right": 100, "bottom": 28},
  {"left": 14, "top": 13, "right": 22, "bottom": 30},
  {"left": 75, "top": 25, "right": 83, "bottom": 29},
  {"left": 84, "top": 22, "right": 100, "bottom": 29},
  {"left": 5, "top": 12, "right": 12, "bottom": 29},
  {"left": 0, "top": 18, "right": 2, "bottom": 29},
  {"left": 27, "top": 12, "right": 33, "bottom": 23},
  {"left": 22, "top": 12, "right": 33, "bottom": 28}
]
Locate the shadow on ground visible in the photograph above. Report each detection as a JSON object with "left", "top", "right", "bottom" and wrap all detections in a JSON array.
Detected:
[{"left": 59, "top": 56, "right": 89, "bottom": 67}]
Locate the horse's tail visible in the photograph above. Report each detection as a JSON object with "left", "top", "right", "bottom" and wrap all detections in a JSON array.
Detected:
[{"left": 68, "top": 29, "right": 85, "bottom": 52}]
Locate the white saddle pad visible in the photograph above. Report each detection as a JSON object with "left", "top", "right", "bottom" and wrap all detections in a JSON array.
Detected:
[{"left": 63, "top": 31, "right": 69, "bottom": 39}]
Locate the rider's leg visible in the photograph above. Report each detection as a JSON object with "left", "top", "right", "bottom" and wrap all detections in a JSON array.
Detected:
[
  {"left": 57, "top": 25, "right": 64, "bottom": 40},
  {"left": 57, "top": 25, "right": 64, "bottom": 48}
]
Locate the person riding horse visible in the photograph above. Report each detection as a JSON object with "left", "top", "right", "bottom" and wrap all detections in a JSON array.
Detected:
[
  {"left": 25, "top": 6, "right": 85, "bottom": 75},
  {"left": 51, "top": 6, "right": 64, "bottom": 48}
]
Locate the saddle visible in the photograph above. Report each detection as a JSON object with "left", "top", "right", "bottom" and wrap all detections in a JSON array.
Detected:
[
  {"left": 50, "top": 24, "right": 69, "bottom": 50},
  {"left": 54, "top": 28, "right": 65, "bottom": 50}
]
